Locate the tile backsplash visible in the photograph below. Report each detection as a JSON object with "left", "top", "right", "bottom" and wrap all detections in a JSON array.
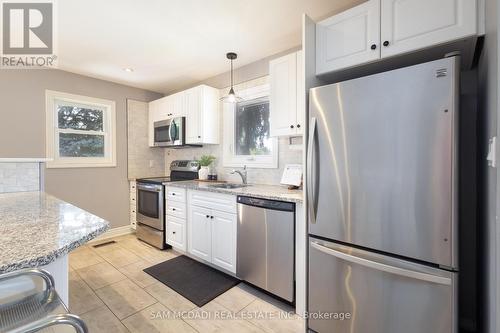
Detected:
[
  {"left": 164, "top": 76, "right": 303, "bottom": 185},
  {"left": 0, "top": 163, "right": 40, "bottom": 193}
]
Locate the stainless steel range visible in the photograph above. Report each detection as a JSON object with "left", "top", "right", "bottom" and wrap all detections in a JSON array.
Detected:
[{"left": 136, "top": 160, "right": 199, "bottom": 249}]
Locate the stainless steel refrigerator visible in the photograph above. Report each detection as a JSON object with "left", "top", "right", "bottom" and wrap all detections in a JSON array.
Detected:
[{"left": 307, "top": 57, "right": 459, "bottom": 333}]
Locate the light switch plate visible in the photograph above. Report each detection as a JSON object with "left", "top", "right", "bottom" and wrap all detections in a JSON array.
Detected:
[{"left": 487, "top": 136, "right": 496, "bottom": 168}]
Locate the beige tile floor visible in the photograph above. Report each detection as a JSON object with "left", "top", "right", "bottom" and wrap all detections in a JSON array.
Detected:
[{"left": 69, "top": 234, "right": 304, "bottom": 333}]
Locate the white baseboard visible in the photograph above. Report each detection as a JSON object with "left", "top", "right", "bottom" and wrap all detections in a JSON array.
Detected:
[{"left": 89, "top": 225, "right": 133, "bottom": 243}]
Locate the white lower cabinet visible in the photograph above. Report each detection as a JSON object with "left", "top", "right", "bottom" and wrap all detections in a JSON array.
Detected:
[
  {"left": 189, "top": 205, "right": 212, "bottom": 261},
  {"left": 129, "top": 181, "right": 137, "bottom": 230},
  {"left": 211, "top": 211, "right": 237, "bottom": 273},
  {"left": 187, "top": 190, "right": 237, "bottom": 273},
  {"left": 166, "top": 215, "right": 186, "bottom": 251},
  {"left": 165, "top": 186, "right": 187, "bottom": 251}
]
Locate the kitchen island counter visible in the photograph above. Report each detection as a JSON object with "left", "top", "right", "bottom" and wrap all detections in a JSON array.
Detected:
[{"left": 0, "top": 191, "right": 109, "bottom": 274}]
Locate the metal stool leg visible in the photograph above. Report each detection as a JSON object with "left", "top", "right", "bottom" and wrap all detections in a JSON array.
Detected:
[{"left": 7, "top": 314, "right": 88, "bottom": 333}]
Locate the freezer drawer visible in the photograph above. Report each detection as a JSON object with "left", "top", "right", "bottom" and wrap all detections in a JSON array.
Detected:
[{"left": 308, "top": 237, "right": 456, "bottom": 333}]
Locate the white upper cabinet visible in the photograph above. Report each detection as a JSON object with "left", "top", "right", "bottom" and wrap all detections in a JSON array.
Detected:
[
  {"left": 316, "top": 0, "right": 381, "bottom": 75},
  {"left": 270, "top": 50, "right": 304, "bottom": 137},
  {"left": 148, "top": 100, "right": 160, "bottom": 147},
  {"left": 169, "top": 93, "right": 185, "bottom": 117},
  {"left": 380, "top": 0, "right": 477, "bottom": 58},
  {"left": 184, "top": 85, "right": 220, "bottom": 145},
  {"left": 316, "top": 0, "right": 480, "bottom": 75},
  {"left": 148, "top": 84, "right": 220, "bottom": 146}
]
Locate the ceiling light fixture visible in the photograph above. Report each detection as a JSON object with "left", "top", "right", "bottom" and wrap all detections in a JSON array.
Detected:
[
  {"left": 221, "top": 52, "right": 243, "bottom": 104},
  {"left": 123, "top": 68, "right": 134, "bottom": 72}
]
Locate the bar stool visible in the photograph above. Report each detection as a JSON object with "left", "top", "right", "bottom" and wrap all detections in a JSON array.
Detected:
[{"left": 0, "top": 268, "right": 88, "bottom": 333}]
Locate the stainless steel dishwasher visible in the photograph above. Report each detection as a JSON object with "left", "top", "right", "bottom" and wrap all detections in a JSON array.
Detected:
[{"left": 237, "top": 196, "right": 295, "bottom": 302}]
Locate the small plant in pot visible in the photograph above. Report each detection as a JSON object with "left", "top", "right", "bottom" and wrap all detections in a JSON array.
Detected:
[{"left": 197, "top": 155, "right": 216, "bottom": 180}]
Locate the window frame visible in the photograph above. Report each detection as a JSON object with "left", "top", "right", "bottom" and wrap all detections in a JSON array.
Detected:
[
  {"left": 223, "top": 84, "right": 278, "bottom": 169},
  {"left": 45, "top": 90, "right": 116, "bottom": 168}
]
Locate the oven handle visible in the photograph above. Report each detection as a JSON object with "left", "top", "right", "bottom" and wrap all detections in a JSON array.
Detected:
[{"left": 137, "top": 183, "right": 163, "bottom": 192}]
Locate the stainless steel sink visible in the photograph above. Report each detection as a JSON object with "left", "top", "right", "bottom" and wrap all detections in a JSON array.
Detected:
[{"left": 208, "top": 183, "right": 249, "bottom": 189}]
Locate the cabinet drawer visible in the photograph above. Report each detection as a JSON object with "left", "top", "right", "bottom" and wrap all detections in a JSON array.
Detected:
[
  {"left": 189, "top": 190, "right": 236, "bottom": 214},
  {"left": 166, "top": 200, "right": 186, "bottom": 219},
  {"left": 167, "top": 216, "right": 185, "bottom": 251},
  {"left": 130, "top": 205, "right": 137, "bottom": 215},
  {"left": 166, "top": 187, "right": 186, "bottom": 202},
  {"left": 129, "top": 181, "right": 137, "bottom": 191},
  {"left": 130, "top": 194, "right": 137, "bottom": 204}
]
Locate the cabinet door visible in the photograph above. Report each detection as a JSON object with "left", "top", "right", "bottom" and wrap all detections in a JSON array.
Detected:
[
  {"left": 157, "top": 97, "right": 171, "bottom": 119},
  {"left": 170, "top": 93, "right": 185, "bottom": 117},
  {"left": 166, "top": 216, "right": 186, "bottom": 251},
  {"left": 316, "top": 0, "right": 381, "bottom": 75},
  {"left": 211, "top": 211, "right": 237, "bottom": 273},
  {"left": 270, "top": 52, "right": 297, "bottom": 137},
  {"left": 381, "top": 0, "right": 477, "bottom": 58},
  {"left": 188, "top": 206, "right": 212, "bottom": 261},
  {"left": 185, "top": 87, "right": 202, "bottom": 144},
  {"left": 295, "top": 50, "right": 305, "bottom": 135},
  {"left": 148, "top": 100, "right": 162, "bottom": 147}
]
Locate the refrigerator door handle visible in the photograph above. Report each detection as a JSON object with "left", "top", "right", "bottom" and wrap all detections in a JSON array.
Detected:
[
  {"left": 307, "top": 117, "right": 317, "bottom": 223},
  {"left": 310, "top": 241, "right": 452, "bottom": 286}
]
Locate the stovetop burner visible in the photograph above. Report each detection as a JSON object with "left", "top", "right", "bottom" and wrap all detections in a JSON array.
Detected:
[
  {"left": 136, "top": 176, "right": 171, "bottom": 184},
  {"left": 137, "top": 160, "right": 200, "bottom": 184}
]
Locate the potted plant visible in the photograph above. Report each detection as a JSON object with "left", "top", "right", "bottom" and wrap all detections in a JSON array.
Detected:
[{"left": 197, "top": 155, "right": 215, "bottom": 180}]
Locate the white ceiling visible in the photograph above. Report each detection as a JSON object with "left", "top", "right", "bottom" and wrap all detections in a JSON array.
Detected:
[{"left": 58, "top": 0, "right": 361, "bottom": 94}]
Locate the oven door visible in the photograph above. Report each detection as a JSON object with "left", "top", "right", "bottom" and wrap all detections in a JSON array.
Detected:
[
  {"left": 154, "top": 117, "right": 185, "bottom": 147},
  {"left": 136, "top": 183, "right": 164, "bottom": 230}
]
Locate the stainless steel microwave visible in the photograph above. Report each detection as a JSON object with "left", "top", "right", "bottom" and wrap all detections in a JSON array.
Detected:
[{"left": 153, "top": 117, "right": 185, "bottom": 147}]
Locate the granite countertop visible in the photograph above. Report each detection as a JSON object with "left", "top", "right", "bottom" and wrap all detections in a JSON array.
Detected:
[
  {"left": 0, "top": 192, "right": 109, "bottom": 273},
  {"left": 164, "top": 180, "right": 303, "bottom": 203}
]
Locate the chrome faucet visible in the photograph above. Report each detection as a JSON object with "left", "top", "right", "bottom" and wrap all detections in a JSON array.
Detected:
[{"left": 230, "top": 165, "right": 248, "bottom": 184}]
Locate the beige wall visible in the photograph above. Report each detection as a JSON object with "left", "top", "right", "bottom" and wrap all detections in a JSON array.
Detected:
[{"left": 0, "top": 69, "right": 162, "bottom": 228}]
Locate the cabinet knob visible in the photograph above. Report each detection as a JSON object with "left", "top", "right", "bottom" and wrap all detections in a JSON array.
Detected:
[
  {"left": 371, "top": 44, "right": 377, "bottom": 50},
  {"left": 383, "top": 41, "right": 390, "bottom": 47},
  {"left": 173, "top": 231, "right": 176, "bottom": 234},
  {"left": 172, "top": 208, "right": 176, "bottom": 211},
  {"left": 297, "top": 124, "right": 301, "bottom": 128},
  {"left": 172, "top": 193, "right": 176, "bottom": 196},
  {"left": 290, "top": 125, "right": 294, "bottom": 129},
  {"left": 210, "top": 216, "right": 214, "bottom": 219},
  {"left": 206, "top": 215, "right": 210, "bottom": 218},
  {"left": 198, "top": 136, "right": 201, "bottom": 138}
]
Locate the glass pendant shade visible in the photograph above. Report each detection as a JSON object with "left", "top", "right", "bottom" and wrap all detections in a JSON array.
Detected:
[{"left": 221, "top": 53, "right": 243, "bottom": 103}]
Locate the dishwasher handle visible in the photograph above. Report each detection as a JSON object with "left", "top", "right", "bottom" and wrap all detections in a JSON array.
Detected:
[{"left": 237, "top": 196, "right": 295, "bottom": 212}]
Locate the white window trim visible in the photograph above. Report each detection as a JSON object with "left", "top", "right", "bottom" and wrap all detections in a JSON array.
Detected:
[
  {"left": 45, "top": 90, "right": 116, "bottom": 168},
  {"left": 223, "top": 84, "right": 278, "bottom": 169}
]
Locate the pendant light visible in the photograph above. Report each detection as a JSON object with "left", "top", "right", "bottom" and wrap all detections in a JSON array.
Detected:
[{"left": 221, "top": 52, "right": 243, "bottom": 103}]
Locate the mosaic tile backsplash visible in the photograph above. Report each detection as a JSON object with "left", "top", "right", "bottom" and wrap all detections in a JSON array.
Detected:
[{"left": 0, "top": 163, "right": 40, "bottom": 193}]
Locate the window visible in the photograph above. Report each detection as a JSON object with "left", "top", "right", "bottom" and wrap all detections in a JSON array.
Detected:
[
  {"left": 46, "top": 90, "right": 116, "bottom": 168},
  {"left": 223, "top": 84, "right": 278, "bottom": 168}
]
